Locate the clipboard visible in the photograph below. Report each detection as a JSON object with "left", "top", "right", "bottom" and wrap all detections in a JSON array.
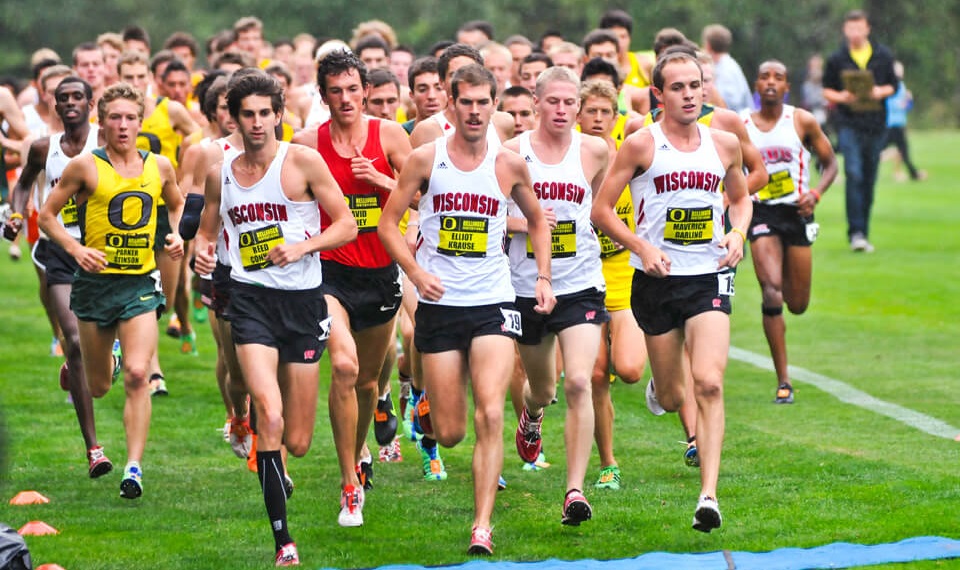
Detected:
[{"left": 842, "top": 69, "right": 882, "bottom": 112}]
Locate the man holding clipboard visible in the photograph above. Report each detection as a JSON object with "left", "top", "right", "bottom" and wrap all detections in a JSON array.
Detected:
[{"left": 823, "top": 9, "right": 896, "bottom": 253}]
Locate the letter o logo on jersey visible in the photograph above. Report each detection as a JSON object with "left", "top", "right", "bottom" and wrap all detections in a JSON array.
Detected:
[
  {"left": 238, "top": 232, "right": 253, "bottom": 247},
  {"left": 668, "top": 208, "right": 688, "bottom": 222},
  {"left": 441, "top": 217, "right": 458, "bottom": 231},
  {"left": 107, "top": 191, "right": 154, "bottom": 231},
  {"left": 106, "top": 234, "right": 125, "bottom": 248}
]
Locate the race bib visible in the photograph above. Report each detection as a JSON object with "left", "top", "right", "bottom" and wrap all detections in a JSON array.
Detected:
[
  {"left": 718, "top": 272, "right": 735, "bottom": 296},
  {"left": 757, "top": 170, "right": 796, "bottom": 202},
  {"left": 596, "top": 214, "right": 631, "bottom": 258},
  {"left": 438, "top": 215, "right": 488, "bottom": 257},
  {"left": 239, "top": 224, "right": 285, "bottom": 270},
  {"left": 500, "top": 308, "right": 522, "bottom": 336},
  {"left": 664, "top": 207, "right": 713, "bottom": 245},
  {"left": 345, "top": 194, "right": 382, "bottom": 234},
  {"left": 805, "top": 221, "right": 820, "bottom": 243},
  {"left": 104, "top": 232, "right": 150, "bottom": 270},
  {"left": 61, "top": 196, "right": 79, "bottom": 227},
  {"left": 527, "top": 219, "right": 576, "bottom": 259}
]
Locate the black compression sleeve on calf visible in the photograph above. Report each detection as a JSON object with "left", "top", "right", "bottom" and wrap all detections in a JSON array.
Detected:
[
  {"left": 762, "top": 305, "right": 784, "bottom": 317},
  {"left": 257, "top": 450, "right": 292, "bottom": 551},
  {"left": 178, "top": 194, "right": 205, "bottom": 240}
]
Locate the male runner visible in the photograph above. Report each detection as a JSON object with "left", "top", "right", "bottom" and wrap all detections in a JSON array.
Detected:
[
  {"left": 379, "top": 64, "right": 555, "bottom": 555},
  {"left": 743, "top": 60, "right": 837, "bottom": 403},
  {"left": 592, "top": 51, "right": 752, "bottom": 532},
  {"left": 38, "top": 82, "right": 185, "bottom": 500},
  {"left": 195, "top": 70, "right": 356, "bottom": 565}
]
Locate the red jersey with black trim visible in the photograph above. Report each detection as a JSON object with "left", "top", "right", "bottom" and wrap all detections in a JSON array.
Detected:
[{"left": 315, "top": 118, "right": 395, "bottom": 268}]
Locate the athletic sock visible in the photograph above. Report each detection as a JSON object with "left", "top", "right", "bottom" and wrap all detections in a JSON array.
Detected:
[
  {"left": 378, "top": 390, "right": 390, "bottom": 402},
  {"left": 256, "top": 450, "right": 292, "bottom": 550},
  {"left": 421, "top": 436, "right": 438, "bottom": 449}
]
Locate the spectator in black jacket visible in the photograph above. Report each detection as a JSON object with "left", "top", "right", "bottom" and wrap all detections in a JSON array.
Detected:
[{"left": 822, "top": 9, "right": 896, "bottom": 253}]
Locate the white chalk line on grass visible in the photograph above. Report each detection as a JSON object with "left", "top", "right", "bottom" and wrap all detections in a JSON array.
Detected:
[{"left": 729, "top": 346, "right": 960, "bottom": 441}]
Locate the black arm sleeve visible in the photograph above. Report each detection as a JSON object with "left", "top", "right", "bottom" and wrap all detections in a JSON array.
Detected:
[{"left": 178, "top": 193, "right": 205, "bottom": 240}]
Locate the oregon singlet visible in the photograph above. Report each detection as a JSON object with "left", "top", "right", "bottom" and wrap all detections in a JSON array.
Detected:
[
  {"left": 624, "top": 51, "right": 652, "bottom": 88},
  {"left": 742, "top": 105, "right": 811, "bottom": 205},
  {"left": 629, "top": 122, "right": 727, "bottom": 276},
  {"left": 44, "top": 127, "right": 100, "bottom": 240},
  {"left": 314, "top": 118, "right": 395, "bottom": 268},
  {"left": 509, "top": 131, "right": 603, "bottom": 297},
  {"left": 220, "top": 142, "right": 322, "bottom": 290},
  {"left": 417, "top": 139, "right": 512, "bottom": 306},
  {"left": 138, "top": 97, "right": 182, "bottom": 170},
  {"left": 80, "top": 148, "right": 162, "bottom": 274}
]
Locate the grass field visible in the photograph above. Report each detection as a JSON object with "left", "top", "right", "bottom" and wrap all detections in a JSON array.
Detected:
[{"left": 1, "top": 130, "right": 958, "bottom": 570}]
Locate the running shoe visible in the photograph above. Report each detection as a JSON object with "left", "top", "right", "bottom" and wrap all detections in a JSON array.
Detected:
[
  {"left": 247, "top": 434, "right": 258, "bottom": 472},
  {"left": 192, "top": 289, "right": 207, "bottom": 324},
  {"left": 275, "top": 542, "right": 300, "bottom": 566},
  {"left": 337, "top": 484, "right": 364, "bottom": 527},
  {"left": 561, "top": 489, "right": 593, "bottom": 526},
  {"left": 120, "top": 463, "right": 143, "bottom": 499},
  {"left": 515, "top": 407, "right": 543, "bottom": 463},
  {"left": 522, "top": 450, "right": 551, "bottom": 471},
  {"left": 180, "top": 329, "right": 198, "bottom": 356},
  {"left": 8, "top": 243, "right": 20, "bottom": 261},
  {"left": 413, "top": 393, "right": 433, "bottom": 437},
  {"left": 59, "top": 362, "right": 69, "bottom": 392},
  {"left": 774, "top": 383, "right": 795, "bottom": 404},
  {"left": 378, "top": 438, "right": 403, "bottom": 463},
  {"left": 399, "top": 377, "right": 412, "bottom": 420},
  {"left": 356, "top": 459, "right": 374, "bottom": 491},
  {"left": 111, "top": 340, "right": 123, "bottom": 384},
  {"left": 692, "top": 495, "right": 722, "bottom": 533},
  {"left": 373, "top": 394, "right": 398, "bottom": 446},
  {"left": 150, "top": 375, "right": 168, "bottom": 397},
  {"left": 498, "top": 475, "right": 507, "bottom": 491},
  {"left": 229, "top": 416, "right": 254, "bottom": 459},
  {"left": 165, "top": 314, "right": 181, "bottom": 338},
  {"left": 645, "top": 378, "right": 666, "bottom": 416},
  {"left": 222, "top": 419, "right": 231, "bottom": 442},
  {"left": 403, "top": 390, "right": 417, "bottom": 441},
  {"left": 467, "top": 525, "right": 493, "bottom": 555},
  {"left": 684, "top": 437, "right": 700, "bottom": 467},
  {"left": 87, "top": 445, "right": 113, "bottom": 478},
  {"left": 594, "top": 465, "right": 621, "bottom": 490},
  {"left": 417, "top": 440, "right": 447, "bottom": 481},
  {"left": 283, "top": 473, "right": 294, "bottom": 499}
]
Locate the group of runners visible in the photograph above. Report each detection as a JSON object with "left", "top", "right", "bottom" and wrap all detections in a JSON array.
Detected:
[{"left": 0, "top": 10, "right": 840, "bottom": 566}]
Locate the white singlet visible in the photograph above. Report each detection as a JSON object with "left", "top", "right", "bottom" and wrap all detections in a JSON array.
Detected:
[
  {"left": 629, "top": 122, "right": 727, "bottom": 276},
  {"left": 509, "top": 131, "right": 603, "bottom": 297},
  {"left": 416, "top": 138, "right": 513, "bottom": 306},
  {"left": 43, "top": 127, "right": 100, "bottom": 240},
  {"left": 220, "top": 142, "right": 323, "bottom": 289},
  {"left": 742, "top": 105, "right": 812, "bottom": 205}
]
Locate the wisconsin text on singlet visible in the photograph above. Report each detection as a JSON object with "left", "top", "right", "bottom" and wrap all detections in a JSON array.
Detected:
[
  {"left": 226, "top": 202, "right": 289, "bottom": 226},
  {"left": 432, "top": 192, "right": 500, "bottom": 215},
  {"left": 653, "top": 171, "right": 722, "bottom": 194}
]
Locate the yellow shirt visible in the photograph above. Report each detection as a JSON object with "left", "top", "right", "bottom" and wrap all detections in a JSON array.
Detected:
[
  {"left": 850, "top": 44, "right": 873, "bottom": 70},
  {"left": 138, "top": 97, "right": 182, "bottom": 170},
  {"left": 623, "top": 51, "right": 652, "bottom": 88},
  {"left": 82, "top": 148, "right": 162, "bottom": 275}
]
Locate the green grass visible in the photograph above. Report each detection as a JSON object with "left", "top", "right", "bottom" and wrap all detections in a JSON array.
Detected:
[{"left": 1, "top": 131, "right": 959, "bottom": 569}]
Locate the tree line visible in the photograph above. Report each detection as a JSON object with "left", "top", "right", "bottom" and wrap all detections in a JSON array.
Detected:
[{"left": 0, "top": 0, "right": 956, "bottom": 126}]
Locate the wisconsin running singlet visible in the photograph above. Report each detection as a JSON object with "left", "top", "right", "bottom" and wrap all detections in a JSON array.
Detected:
[{"left": 742, "top": 105, "right": 811, "bottom": 205}]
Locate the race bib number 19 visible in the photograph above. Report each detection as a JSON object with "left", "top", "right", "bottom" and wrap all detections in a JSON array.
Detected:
[
  {"left": 500, "top": 308, "right": 522, "bottom": 336},
  {"left": 718, "top": 272, "right": 735, "bottom": 296}
]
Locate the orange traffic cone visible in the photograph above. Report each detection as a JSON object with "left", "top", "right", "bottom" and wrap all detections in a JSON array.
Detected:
[
  {"left": 18, "top": 521, "right": 59, "bottom": 536},
  {"left": 9, "top": 491, "right": 50, "bottom": 505}
]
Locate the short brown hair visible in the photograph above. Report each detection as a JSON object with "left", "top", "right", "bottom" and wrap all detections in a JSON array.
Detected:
[{"left": 98, "top": 82, "right": 145, "bottom": 124}]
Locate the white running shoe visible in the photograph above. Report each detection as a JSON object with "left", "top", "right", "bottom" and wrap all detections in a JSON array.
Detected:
[
  {"left": 645, "top": 378, "right": 666, "bottom": 416},
  {"left": 337, "top": 484, "right": 364, "bottom": 527},
  {"left": 692, "top": 495, "right": 722, "bottom": 532}
]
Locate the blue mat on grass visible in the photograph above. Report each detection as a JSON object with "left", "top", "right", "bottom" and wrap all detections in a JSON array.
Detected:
[{"left": 325, "top": 536, "right": 960, "bottom": 570}]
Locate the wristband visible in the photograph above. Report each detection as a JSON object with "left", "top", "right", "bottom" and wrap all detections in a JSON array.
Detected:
[
  {"left": 730, "top": 227, "right": 747, "bottom": 242},
  {"left": 811, "top": 189, "right": 822, "bottom": 203},
  {"left": 536, "top": 274, "right": 552, "bottom": 285},
  {"left": 9, "top": 213, "right": 23, "bottom": 221}
]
